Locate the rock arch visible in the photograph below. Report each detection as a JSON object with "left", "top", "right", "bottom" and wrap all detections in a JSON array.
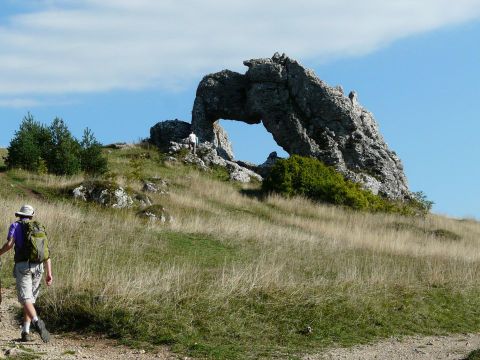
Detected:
[{"left": 192, "top": 53, "right": 409, "bottom": 199}]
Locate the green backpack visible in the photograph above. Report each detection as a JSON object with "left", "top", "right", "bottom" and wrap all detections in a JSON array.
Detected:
[{"left": 15, "top": 220, "right": 50, "bottom": 263}]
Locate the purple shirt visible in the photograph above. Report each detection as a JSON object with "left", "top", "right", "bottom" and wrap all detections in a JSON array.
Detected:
[{"left": 7, "top": 219, "right": 28, "bottom": 249}]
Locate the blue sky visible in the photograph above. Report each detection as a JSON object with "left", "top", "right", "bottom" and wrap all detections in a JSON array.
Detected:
[{"left": 0, "top": 1, "right": 479, "bottom": 219}]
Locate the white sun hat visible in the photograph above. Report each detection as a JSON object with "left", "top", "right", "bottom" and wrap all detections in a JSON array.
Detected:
[{"left": 15, "top": 204, "right": 35, "bottom": 217}]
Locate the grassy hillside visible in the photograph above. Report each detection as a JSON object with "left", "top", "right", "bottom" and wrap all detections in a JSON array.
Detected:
[{"left": 1, "top": 146, "right": 480, "bottom": 359}]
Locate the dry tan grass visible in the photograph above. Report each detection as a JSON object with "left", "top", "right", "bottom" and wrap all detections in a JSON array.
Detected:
[
  {"left": 1, "top": 164, "right": 480, "bottom": 308},
  {"left": 149, "top": 170, "right": 480, "bottom": 293}
]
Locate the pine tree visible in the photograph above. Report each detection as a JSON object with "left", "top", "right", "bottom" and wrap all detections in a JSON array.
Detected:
[
  {"left": 47, "top": 118, "right": 82, "bottom": 175},
  {"left": 80, "top": 128, "right": 108, "bottom": 175},
  {"left": 6, "top": 113, "right": 51, "bottom": 172},
  {"left": 7, "top": 114, "right": 107, "bottom": 176}
]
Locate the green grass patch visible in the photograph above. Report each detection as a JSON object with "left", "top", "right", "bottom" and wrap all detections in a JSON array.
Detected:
[
  {"left": 466, "top": 349, "right": 480, "bottom": 360},
  {"left": 5, "top": 345, "right": 43, "bottom": 359},
  {"left": 0, "top": 257, "right": 16, "bottom": 288},
  {"left": 390, "top": 222, "right": 462, "bottom": 241},
  {"left": 162, "top": 231, "right": 241, "bottom": 267},
  {"left": 61, "top": 350, "right": 76, "bottom": 356},
  {"left": 39, "top": 286, "right": 480, "bottom": 359}
]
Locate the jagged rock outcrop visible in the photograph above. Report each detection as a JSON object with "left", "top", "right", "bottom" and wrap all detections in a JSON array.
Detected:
[
  {"left": 150, "top": 119, "right": 234, "bottom": 159},
  {"left": 236, "top": 152, "right": 282, "bottom": 178},
  {"left": 143, "top": 178, "right": 169, "bottom": 195},
  {"left": 72, "top": 181, "right": 153, "bottom": 209},
  {"left": 150, "top": 119, "right": 191, "bottom": 151},
  {"left": 73, "top": 181, "right": 134, "bottom": 208},
  {"left": 167, "top": 140, "right": 262, "bottom": 183},
  {"left": 192, "top": 53, "right": 410, "bottom": 199}
]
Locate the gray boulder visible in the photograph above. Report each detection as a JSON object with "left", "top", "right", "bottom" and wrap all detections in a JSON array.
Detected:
[
  {"left": 191, "top": 53, "right": 410, "bottom": 200},
  {"left": 73, "top": 181, "right": 137, "bottom": 209},
  {"left": 73, "top": 183, "right": 133, "bottom": 208},
  {"left": 143, "top": 178, "right": 169, "bottom": 194},
  {"left": 143, "top": 181, "right": 159, "bottom": 193},
  {"left": 150, "top": 119, "right": 191, "bottom": 151},
  {"left": 257, "top": 151, "right": 283, "bottom": 177},
  {"left": 134, "top": 193, "right": 153, "bottom": 208},
  {"left": 167, "top": 141, "right": 261, "bottom": 183},
  {"left": 150, "top": 119, "right": 234, "bottom": 160},
  {"left": 226, "top": 162, "right": 262, "bottom": 183}
]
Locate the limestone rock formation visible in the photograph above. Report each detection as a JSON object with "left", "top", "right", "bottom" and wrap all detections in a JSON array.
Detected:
[
  {"left": 150, "top": 119, "right": 234, "bottom": 159},
  {"left": 168, "top": 140, "right": 262, "bottom": 183},
  {"left": 72, "top": 180, "right": 155, "bottom": 209},
  {"left": 73, "top": 181, "right": 134, "bottom": 208},
  {"left": 192, "top": 53, "right": 410, "bottom": 199},
  {"left": 150, "top": 119, "right": 191, "bottom": 151},
  {"left": 142, "top": 178, "right": 169, "bottom": 195},
  {"left": 235, "top": 152, "right": 282, "bottom": 178}
]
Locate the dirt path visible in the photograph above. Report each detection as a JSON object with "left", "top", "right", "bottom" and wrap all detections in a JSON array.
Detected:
[
  {"left": 306, "top": 334, "right": 480, "bottom": 360},
  {"left": 0, "top": 172, "right": 44, "bottom": 201},
  {"left": 0, "top": 288, "right": 182, "bottom": 359}
]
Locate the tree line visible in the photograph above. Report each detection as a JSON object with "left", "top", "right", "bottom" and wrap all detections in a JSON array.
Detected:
[{"left": 6, "top": 113, "right": 108, "bottom": 175}]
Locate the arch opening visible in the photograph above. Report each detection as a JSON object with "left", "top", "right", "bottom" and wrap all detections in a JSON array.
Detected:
[{"left": 219, "top": 120, "right": 288, "bottom": 164}]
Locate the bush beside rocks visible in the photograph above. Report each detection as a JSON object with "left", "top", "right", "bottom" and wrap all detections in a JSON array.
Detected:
[{"left": 263, "top": 155, "right": 430, "bottom": 215}]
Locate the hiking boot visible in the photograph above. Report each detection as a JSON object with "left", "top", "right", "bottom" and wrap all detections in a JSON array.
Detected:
[
  {"left": 32, "top": 318, "right": 50, "bottom": 343},
  {"left": 21, "top": 331, "right": 34, "bottom": 342}
]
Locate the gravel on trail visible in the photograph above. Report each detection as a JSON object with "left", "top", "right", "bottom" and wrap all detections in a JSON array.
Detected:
[{"left": 306, "top": 333, "right": 480, "bottom": 360}]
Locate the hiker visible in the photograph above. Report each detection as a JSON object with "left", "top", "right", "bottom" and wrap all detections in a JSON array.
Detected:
[
  {"left": 0, "top": 205, "right": 52, "bottom": 343},
  {"left": 188, "top": 131, "right": 198, "bottom": 154}
]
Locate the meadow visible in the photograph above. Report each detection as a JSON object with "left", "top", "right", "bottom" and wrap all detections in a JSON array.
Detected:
[{"left": 1, "top": 145, "right": 480, "bottom": 359}]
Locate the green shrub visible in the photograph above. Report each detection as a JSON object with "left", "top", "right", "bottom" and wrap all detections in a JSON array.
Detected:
[
  {"left": 80, "top": 128, "right": 108, "bottom": 175},
  {"left": 466, "top": 349, "right": 480, "bottom": 360},
  {"left": 262, "top": 155, "right": 427, "bottom": 215},
  {"left": 410, "top": 191, "right": 434, "bottom": 214},
  {"left": 6, "top": 114, "right": 108, "bottom": 176},
  {"left": 47, "top": 118, "right": 82, "bottom": 175},
  {"left": 6, "top": 113, "right": 52, "bottom": 172},
  {"left": 126, "top": 153, "right": 147, "bottom": 182}
]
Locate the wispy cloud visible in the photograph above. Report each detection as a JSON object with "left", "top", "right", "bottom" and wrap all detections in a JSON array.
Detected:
[
  {"left": 0, "top": 96, "right": 78, "bottom": 108},
  {"left": 0, "top": 97, "right": 43, "bottom": 108},
  {"left": 1, "top": 0, "right": 480, "bottom": 98}
]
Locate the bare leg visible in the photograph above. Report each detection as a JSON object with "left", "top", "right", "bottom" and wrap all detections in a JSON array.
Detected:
[{"left": 23, "top": 301, "right": 37, "bottom": 321}]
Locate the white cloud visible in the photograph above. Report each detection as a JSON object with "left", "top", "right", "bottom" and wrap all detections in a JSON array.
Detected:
[
  {"left": 1, "top": 0, "right": 480, "bottom": 98},
  {"left": 0, "top": 96, "right": 78, "bottom": 108},
  {"left": 0, "top": 97, "right": 42, "bottom": 108}
]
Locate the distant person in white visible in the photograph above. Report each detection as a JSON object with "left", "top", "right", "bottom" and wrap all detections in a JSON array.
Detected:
[{"left": 188, "top": 131, "right": 198, "bottom": 155}]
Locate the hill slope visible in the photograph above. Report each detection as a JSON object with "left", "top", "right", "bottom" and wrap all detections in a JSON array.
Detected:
[{"left": 1, "top": 145, "right": 480, "bottom": 359}]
